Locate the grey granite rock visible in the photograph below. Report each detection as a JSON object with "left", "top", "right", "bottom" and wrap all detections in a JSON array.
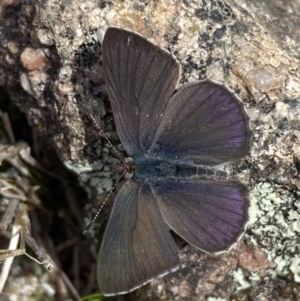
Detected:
[{"left": 0, "top": 0, "right": 300, "bottom": 300}]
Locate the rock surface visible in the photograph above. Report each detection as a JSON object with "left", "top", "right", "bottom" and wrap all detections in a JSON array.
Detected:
[{"left": 0, "top": 0, "right": 300, "bottom": 300}]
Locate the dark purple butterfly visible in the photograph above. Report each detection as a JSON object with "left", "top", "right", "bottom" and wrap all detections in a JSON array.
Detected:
[{"left": 97, "top": 27, "right": 250, "bottom": 296}]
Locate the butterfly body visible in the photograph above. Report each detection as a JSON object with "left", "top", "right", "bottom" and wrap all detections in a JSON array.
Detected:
[{"left": 130, "top": 155, "right": 227, "bottom": 181}]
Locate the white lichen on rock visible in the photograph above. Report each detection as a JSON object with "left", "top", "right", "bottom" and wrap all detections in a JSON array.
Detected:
[{"left": 247, "top": 182, "right": 300, "bottom": 282}]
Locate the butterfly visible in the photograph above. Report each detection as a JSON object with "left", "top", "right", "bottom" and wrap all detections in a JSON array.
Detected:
[{"left": 97, "top": 27, "right": 250, "bottom": 296}]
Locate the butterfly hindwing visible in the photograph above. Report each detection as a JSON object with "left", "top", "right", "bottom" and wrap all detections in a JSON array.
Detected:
[
  {"left": 97, "top": 179, "right": 179, "bottom": 296},
  {"left": 152, "top": 178, "right": 248, "bottom": 253}
]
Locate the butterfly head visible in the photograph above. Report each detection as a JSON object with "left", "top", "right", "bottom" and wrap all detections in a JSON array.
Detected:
[{"left": 113, "top": 157, "right": 135, "bottom": 179}]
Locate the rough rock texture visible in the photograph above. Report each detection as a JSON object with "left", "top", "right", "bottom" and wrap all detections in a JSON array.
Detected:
[{"left": 1, "top": 0, "right": 300, "bottom": 300}]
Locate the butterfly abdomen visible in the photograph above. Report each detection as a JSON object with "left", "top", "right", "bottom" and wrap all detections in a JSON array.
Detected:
[
  {"left": 175, "top": 163, "right": 228, "bottom": 180},
  {"left": 132, "top": 156, "right": 227, "bottom": 180}
]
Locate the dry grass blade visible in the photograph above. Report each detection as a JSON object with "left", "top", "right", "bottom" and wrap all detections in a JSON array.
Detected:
[
  {"left": 0, "top": 225, "right": 22, "bottom": 292},
  {"left": 0, "top": 203, "right": 55, "bottom": 292},
  {"left": 0, "top": 198, "right": 19, "bottom": 231}
]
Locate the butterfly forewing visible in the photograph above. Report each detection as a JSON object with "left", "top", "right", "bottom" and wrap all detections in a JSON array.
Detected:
[
  {"left": 151, "top": 81, "right": 250, "bottom": 165},
  {"left": 97, "top": 180, "right": 179, "bottom": 296},
  {"left": 153, "top": 179, "right": 248, "bottom": 253},
  {"left": 102, "top": 27, "right": 180, "bottom": 155}
]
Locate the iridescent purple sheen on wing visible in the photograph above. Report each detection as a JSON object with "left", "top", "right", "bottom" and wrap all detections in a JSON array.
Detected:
[
  {"left": 152, "top": 81, "right": 250, "bottom": 165},
  {"left": 153, "top": 178, "right": 248, "bottom": 252}
]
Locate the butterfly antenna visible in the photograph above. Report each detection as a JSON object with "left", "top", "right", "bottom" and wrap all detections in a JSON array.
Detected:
[
  {"left": 88, "top": 114, "right": 126, "bottom": 164},
  {"left": 83, "top": 170, "right": 126, "bottom": 234}
]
